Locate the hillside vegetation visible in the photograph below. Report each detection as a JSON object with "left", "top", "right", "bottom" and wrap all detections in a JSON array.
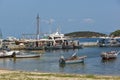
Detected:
[
  {"left": 110, "top": 30, "right": 120, "bottom": 37},
  {"left": 65, "top": 31, "right": 107, "bottom": 38}
]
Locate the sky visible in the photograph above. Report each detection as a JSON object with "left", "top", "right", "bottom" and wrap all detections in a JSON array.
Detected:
[{"left": 0, "top": 0, "right": 120, "bottom": 38}]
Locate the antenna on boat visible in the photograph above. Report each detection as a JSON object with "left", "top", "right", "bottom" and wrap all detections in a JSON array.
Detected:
[{"left": 56, "top": 25, "right": 61, "bottom": 34}]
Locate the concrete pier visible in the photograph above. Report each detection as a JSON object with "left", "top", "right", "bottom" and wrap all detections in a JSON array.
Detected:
[{"left": 81, "top": 42, "right": 98, "bottom": 47}]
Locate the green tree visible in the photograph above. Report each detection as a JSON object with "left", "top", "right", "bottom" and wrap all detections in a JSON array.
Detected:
[{"left": 110, "top": 30, "right": 120, "bottom": 37}]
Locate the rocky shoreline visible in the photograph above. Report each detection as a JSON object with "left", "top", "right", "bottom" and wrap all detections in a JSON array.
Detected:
[{"left": 0, "top": 69, "right": 119, "bottom": 80}]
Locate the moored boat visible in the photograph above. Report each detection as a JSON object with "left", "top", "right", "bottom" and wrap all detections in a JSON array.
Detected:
[
  {"left": 59, "top": 52, "right": 87, "bottom": 64},
  {"left": 101, "top": 51, "right": 120, "bottom": 60},
  {"left": 0, "top": 50, "right": 19, "bottom": 58},
  {"left": 97, "top": 37, "right": 120, "bottom": 47},
  {"left": 14, "top": 54, "right": 40, "bottom": 58},
  {"left": 12, "top": 51, "right": 41, "bottom": 58}
]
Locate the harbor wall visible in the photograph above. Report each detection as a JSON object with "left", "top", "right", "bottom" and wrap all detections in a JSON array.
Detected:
[{"left": 81, "top": 42, "right": 98, "bottom": 47}]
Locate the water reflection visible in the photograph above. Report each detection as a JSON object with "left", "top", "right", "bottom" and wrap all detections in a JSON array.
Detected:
[
  {"left": 59, "top": 63, "right": 65, "bottom": 68},
  {"left": 59, "top": 62, "right": 86, "bottom": 73},
  {"left": 101, "top": 59, "right": 117, "bottom": 64}
]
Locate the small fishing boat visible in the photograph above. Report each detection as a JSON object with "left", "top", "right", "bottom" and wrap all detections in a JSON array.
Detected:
[
  {"left": 101, "top": 51, "right": 120, "bottom": 60},
  {"left": 12, "top": 52, "right": 41, "bottom": 58},
  {"left": 14, "top": 54, "right": 40, "bottom": 58},
  {"left": 59, "top": 52, "right": 87, "bottom": 64}
]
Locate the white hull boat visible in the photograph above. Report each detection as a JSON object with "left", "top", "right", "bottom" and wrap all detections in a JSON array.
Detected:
[
  {"left": 12, "top": 52, "right": 41, "bottom": 58},
  {"left": 14, "top": 54, "right": 40, "bottom": 58},
  {"left": 59, "top": 52, "right": 87, "bottom": 64},
  {"left": 101, "top": 51, "right": 120, "bottom": 60},
  {"left": 0, "top": 50, "right": 19, "bottom": 58}
]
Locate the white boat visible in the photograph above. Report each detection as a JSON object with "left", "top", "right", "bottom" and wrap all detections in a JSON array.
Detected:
[
  {"left": 0, "top": 50, "right": 19, "bottom": 58},
  {"left": 45, "top": 31, "right": 83, "bottom": 49},
  {"left": 14, "top": 54, "right": 40, "bottom": 58},
  {"left": 12, "top": 51, "right": 41, "bottom": 58},
  {"left": 97, "top": 38, "right": 120, "bottom": 47},
  {"left": 59, "top": 52, "right": 87, "bottom": 64},
  {"left": 101, "top": 51, "right": 120, "bottom": 60},
  {"left": 46, "top": 31, "right": 67, "bottom": 49}
]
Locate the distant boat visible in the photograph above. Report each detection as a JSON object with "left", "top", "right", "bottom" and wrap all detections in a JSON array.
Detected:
[
  {"left": 101, "top": 51, "right": 120, "bottom": 60},
  {"left": 97, "top": 38, "right": 120, "bottom": 47},
  {"left": 45, "top": 31, "right": 83, "bottom": 49},
  {"left": 46, "top": 31, "right": 67, "bottom": 49},
  {"left": 59, "top": 52, "right": 87, "bottom": 64}
]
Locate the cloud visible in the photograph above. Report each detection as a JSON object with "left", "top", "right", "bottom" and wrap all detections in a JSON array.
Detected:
[
  {"left": 82, "top": 18, "right": 95, "bottom": 24},
  {"left": 41, "top": 18, "right": 55, "bottom": 24},
  {"left": 49, "top": 18, "right": 55, "bottom": 24},
  {"left": 68, "top": 19, "right": 75, "bottom": 22}
]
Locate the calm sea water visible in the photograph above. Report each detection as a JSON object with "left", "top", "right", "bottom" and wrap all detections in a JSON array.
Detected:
[{"left": 0, "top": 38, "right": 120, "bottom": 75}]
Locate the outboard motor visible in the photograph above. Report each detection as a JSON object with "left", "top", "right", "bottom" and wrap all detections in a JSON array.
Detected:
[
  {"left": 59, "top": 56, "right": 65, "bottom": 64},
  {"left": 59, "top": 58, "right": 65, "bottom": 64},
  {"left": 12, "top": 52, "right": 16, "bottom": 58}
]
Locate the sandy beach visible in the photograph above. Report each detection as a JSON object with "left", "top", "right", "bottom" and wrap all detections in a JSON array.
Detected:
[{"left": 0, "top": 69, "right": 119, "bottom": 80}]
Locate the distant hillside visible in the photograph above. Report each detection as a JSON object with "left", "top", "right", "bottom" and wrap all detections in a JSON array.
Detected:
[
  {"left": 110, "top": 30, "right": 120, "bottom": 37},
  {"left": 65, "top": 31, "right": 107, "bottom": 38}
]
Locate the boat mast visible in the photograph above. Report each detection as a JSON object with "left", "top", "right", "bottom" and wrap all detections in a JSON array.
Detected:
[
  {"left": 36, "top": 14, "right": 40, "bottom": 40},
  {"left": 57, "top": 25, "right": 61, "bottom": 34},
  {"left": 0, "top": 28, "right": 2, "bottom": 39}
]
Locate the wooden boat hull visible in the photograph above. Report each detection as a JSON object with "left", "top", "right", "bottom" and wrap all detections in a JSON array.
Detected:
[{"left": 101, "top": 51, "right": 118, "bottom": 60}]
